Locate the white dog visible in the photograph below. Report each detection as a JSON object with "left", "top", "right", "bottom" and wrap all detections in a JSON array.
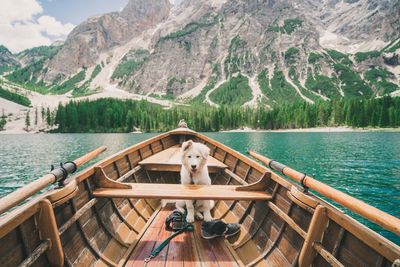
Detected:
[{"left": 176, "top": 140, "right": 214, "bottom": 223}]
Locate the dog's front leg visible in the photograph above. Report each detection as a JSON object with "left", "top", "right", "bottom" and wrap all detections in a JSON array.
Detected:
[
  {"left": 185, "top": 200, "right": 195, "bottom": 223},
  {"left": 201, "top": 200, "right": 213, "bottom": 222}
]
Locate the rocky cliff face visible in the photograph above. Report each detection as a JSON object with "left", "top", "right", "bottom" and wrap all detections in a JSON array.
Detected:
[
  {"left": 43, "top": 0, "right": 171, "bottom": 82},
  {"left": 3, "top": 0, "right": 400, "bottom": 106},
  {"left": 0, "top": 45, "right": 20, "bottom": 73}
]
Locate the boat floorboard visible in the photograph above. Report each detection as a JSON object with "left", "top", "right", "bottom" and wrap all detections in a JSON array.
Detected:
[{"left": 125, "top": 206, "right": 239, "bottom": 267}]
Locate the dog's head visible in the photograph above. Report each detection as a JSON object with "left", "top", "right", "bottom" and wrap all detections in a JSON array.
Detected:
[{"left": 181, "top": 140, "right": 210, "bottom": 174}]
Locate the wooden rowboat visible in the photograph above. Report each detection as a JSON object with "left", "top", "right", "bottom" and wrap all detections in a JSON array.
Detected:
[{"left": 0, "top": 126, "right": 399, "bottom": 267}]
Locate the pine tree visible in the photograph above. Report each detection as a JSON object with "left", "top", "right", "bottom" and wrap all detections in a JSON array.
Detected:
[
  {"left": 0, "top": 110, "right": 6, "bottom": 131},
  {"left": 46, "top": 108, "right": 52, "bottom": 126},
  {"left": 34, "top": 107, "right": 38, "bottom": 126},
  {"left": 126, "top": 110, "right": 134, "bottom": 132},
  {"left": 41, "top": 106, "right": 45, "bottom": 122},
  {"left": 25, "top": 111, "right": 31, "bottom": 130}
]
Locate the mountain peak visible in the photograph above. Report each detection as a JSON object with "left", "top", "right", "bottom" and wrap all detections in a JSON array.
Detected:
[{"left": 3, "top": 0, "right": 400, "bottom": 105}]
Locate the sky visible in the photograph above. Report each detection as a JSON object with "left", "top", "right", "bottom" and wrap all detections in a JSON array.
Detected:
[{"left": 0, "top": 0, "right": 181, "bottom": 53}]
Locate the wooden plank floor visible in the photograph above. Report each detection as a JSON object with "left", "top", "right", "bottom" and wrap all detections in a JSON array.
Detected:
[{"left": 125, "top": 206, "right": 239, "bottom": 267}]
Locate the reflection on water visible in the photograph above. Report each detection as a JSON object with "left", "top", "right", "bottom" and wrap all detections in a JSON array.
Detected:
[{"left": 0, "top": 132, "right": 399, "bottom": 244}]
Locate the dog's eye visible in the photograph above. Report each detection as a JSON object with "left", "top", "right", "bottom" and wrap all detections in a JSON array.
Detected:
[
  {"left": 196, "top": 156, "right": 200, "bottom": 158},
  {"left": 188, "top": 156, "right": 192, "bottom": 158}
]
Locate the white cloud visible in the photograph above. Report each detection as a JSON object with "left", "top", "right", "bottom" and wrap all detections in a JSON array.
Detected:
[
  {"left": 37, "top": 16, "right": 74, "bottom": 36},
  {"left": 0, "top": 0, "right": 75, "bottom": 53}
]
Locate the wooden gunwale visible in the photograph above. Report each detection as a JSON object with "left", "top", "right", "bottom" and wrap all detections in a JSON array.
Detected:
[{"left": 0, "top": 200, "right": 41, "bottom": 239}]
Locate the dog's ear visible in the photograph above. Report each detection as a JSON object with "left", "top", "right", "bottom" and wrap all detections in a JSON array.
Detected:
[
  {"left": 199, "top": 144, "right": 210, "bottom": 159},
  {"left": 182, "top": 140, "right": 193, "bottom": 152}
]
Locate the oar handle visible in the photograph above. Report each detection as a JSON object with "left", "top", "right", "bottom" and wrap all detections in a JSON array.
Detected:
[
  {"left": 248, "top": 150, "right": 400, "bottom": 236},
  {"left": 0, "top": 146, "right": 107, "bottom": 215}
]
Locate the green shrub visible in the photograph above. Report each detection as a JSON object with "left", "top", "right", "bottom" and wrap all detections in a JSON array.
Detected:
[
  {"left": 333, "top": 64, "right": 371, "bottom": 97},
  {"left": 267, "top": 24, "right": 280, "bottom": 33},
  {"left": 0, "top": 86, "right": 31, "bottom": 106},
  {"left": 7, "top": 59, "right": 45, "bottom": 84},
  {"left": 257, "top": 69, "right": 270, "bottom": 96},
  {"left": 267, "top": 18, "right": 303, "bottom": 34},
  {"left": 52, "top": 70, "right": 86, "bottom": 94},
  {"left": 308, "top": 52, "right": 323, "bottom": 64},
  {"left": 224, "top": 36, "right": 247, "bottom": 77},
  {"left": 354, "top": 51, "right": 381, "bottom": 62},
  {"left": 269, "top": 66, "right": 302, "bottom": 102},
  {"left": 384, "top": 38, "right": 400, "bottom": 52},
  {"left": 160, "top": 15, "right": 218, "bottom": 42},
  {"left": 305, "top": 73, "right": 339, "bottom": 98},
  {"left": 285, "top": 48, "right": 300, "bottom": 64},
  {"left": 112, "top": 60, "right": 142, "bottom": 80},
  {"left": 283, "top": 18, "right": 303, "bottom": 34},
  {"left": 91, "top": 65, "right": 102, "bottom": 79},
  {"left": 166, "top": 77, "right": 186, "bottom": 98},
  {"left": 0, "top": 65, "right": 14, "bottom": 75},
  {"left": 209, "top": 74, "right": 252, "bottom": 105},
  {"left": 16, "top": 45, "right": 61, "bottom": 62},
  {"left": 364, "top": 67, "right": 398, "bottom": 94}
]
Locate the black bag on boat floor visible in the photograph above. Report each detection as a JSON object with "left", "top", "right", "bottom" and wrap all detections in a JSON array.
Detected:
[{"left": 165, "top": 209, "right": 187, "bottom": 231}]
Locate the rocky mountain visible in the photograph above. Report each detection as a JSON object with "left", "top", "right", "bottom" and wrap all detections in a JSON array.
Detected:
[
  {"left": 2, "top": 0, "right": 400, "bottom": 107},
  {"left": 0, "top": 45, "right": 20, "bottom": 74}
]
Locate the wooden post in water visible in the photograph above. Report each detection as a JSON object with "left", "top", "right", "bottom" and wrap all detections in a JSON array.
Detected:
[
  {"left": 248, "top": 150, "right": 400, "bottom": 237},
  {"left": 0, "top": 146, "right": 107, "bottom": 215}
]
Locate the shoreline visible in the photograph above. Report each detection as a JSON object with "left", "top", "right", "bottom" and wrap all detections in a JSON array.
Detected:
[
  {"left": 2, "top": 126, "right": 400, "bottom": 134},
  {"left": 219, "top": 126, "right": 400, "bottom": 133}
]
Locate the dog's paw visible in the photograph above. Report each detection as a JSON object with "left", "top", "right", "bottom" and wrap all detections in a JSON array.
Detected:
[
  {"left": 176, "top": 206, "right": 185, "bottom": 213},
  {"left": 187, "top": 214, "right": 195, "bottom": 223},
  {"left": 203, "top": 214, "right": 213, "bottom": 222},
  {"left": 195, "top": 212, "right": 203, "bottom": 220}
]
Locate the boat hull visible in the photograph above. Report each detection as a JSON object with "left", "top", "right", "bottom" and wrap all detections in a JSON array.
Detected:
[{"left": 0, "top": 128, "right": 399, "bottom": 266}]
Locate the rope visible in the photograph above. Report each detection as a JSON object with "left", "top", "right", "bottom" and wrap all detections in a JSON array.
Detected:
[{"left": 144, "top": 212, "right": 194, "bottom": 263}]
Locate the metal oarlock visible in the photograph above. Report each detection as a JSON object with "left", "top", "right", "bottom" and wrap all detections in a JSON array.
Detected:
[{"left": 50, "top": 161, "right": 78, "bottom": 187}]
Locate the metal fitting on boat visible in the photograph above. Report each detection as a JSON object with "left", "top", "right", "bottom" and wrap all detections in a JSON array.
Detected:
[
  {"left": 50, "top": 161, "right": 78, "bottom": 186},
  {"left": 268, "top": 160, "right": 287, "bottom": 173}
]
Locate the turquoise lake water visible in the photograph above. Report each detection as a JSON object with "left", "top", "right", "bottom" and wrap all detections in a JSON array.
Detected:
[{"left": 0, "top": 132, "right": 399, "bottom": 244}]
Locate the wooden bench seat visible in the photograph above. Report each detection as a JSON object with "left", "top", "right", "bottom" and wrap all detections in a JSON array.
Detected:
[
  {"left": 93, "top": 183, "right": 272, "bottom": 201},
  {"left": 139, "top": 145, "right": 227, "bottom": 173},
  {"left": 125, "top": 206, "right": 240, "bottom": 266},
  {"left": 93, "top": 167, "right": 272, "bottom": 201}
]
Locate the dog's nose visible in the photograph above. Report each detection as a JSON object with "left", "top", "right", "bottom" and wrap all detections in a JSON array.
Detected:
[{"left": 191, "top": 165, "right": 197, "bottom": 170}]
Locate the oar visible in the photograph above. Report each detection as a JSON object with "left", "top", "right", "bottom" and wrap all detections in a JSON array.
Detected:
[
  {"left": 0, "top": 146, "right": 107, "bottom": 215},
  {"left": 248, "top": 150, "right": 400, "bottom": 236}
]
